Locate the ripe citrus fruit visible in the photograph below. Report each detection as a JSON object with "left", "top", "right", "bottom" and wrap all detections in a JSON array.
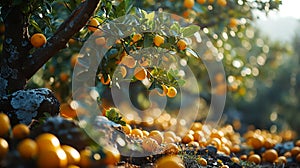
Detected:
[
  {"left": 148, "top": 130, "right": 164, "bottom": 145},
  {"left": 79, "top": 149, "right": 91, "bottom": 167},
  {"left": 229, "top": 18, "right": 238, "bottom": 28},
  {"left": 157, "top": 84, "right": 168, "bottom": 96},
  {"left": 37, "top": 148, "right": 68, "bottom": 168},
  {"left": 61, "top": 145, "right": 80, "bottom": 165},
  {"left": 177, "top": 39, "right": 187, "bottom": 50},
  {"left": 31, "top": 33, "right": 47, "bottom": 48},
  {"left": 60, "top": 103, "right": 77, "bottom": 118},
  {"left": 122, "top": 124, "right": 132, "bottom": 134},
  {"left": 0, "top": 138, "right": 8, "bottom": 158},
  {"left": 134, "top": 67, "right": 147, "bottom": 81},
  {"left": 156, "top": 155, "right": 184, "bottom": 168},
  {"left": 263, "top": 149, "right": 278, "bottom": 162},
  {"left": 102, "top": 146, "right": 120, "bottom": 165},
  {"left": 132, "top": 34, "right": 142, "bottom": 42},
  {"left": 88, "top": 18, "right": 99, "bottom": 32},
  {"left": 153, "top": 35, "right": 164, "bottom": 47},
  {"left": 167, "top": 86, "right": 177, "bottom": 98},
  {"left": 36, "top": 133, "right": 60, "bottom": 152},
  {"left": 184, "top": 0, "right": 195, "bottom": 9},
  {"left": 12, "top": 124, "right": 30, "bottom": 139},
  {"left": 181, "top": 134, "right": 194, "bottom": 144},
  {"left": 0, "top": 113, "right": 11, "bottom": 137},
  {"left": 163, "top": 143, "right": 179, "bottom": 155},
  {"left": 248, "top": 154, "right": 261, "bottom": 164},
  {"left": 17, "top": 138, "right": 38, "bottom": 159},
  {"left": 121, "top": 55, "right": 137, "bottom": 68},
  {"left": 131, "top": 128, "right": 143, "bottom": 138}
]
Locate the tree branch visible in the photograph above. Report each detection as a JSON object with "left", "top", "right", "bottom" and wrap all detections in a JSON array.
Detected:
[{"left": 23, "top": 0, "right": 100, "bottom": 79}]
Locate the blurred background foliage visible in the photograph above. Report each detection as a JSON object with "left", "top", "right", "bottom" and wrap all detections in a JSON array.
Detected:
[{"left": 1, "top": 0, "right": 299, "bottom": 138}]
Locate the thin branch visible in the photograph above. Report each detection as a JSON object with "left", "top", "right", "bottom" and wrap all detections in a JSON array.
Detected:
[{"left": 23, "top": 0, "right": 100, "bottom": 79}]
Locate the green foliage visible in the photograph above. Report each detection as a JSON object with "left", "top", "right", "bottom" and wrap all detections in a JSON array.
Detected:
[{"left": 105, "top": 108, "right": 126, "bottom": 126}]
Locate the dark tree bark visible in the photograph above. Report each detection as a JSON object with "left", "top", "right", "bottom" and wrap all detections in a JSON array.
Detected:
[{"left": 0, "top": 0, "right": 101, "bottom": 125}]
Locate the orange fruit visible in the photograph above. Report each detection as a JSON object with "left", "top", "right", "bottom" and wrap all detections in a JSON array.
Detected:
[
  {"left": 177, "top": 39, "right": 187, "bottom": 51},
  {"left": 231, "top": 157, "right": 240, "bottom": 164},
  {"left": 134, "top": 67, "right": 147, "bottom": 81},
  {"left": 122, "top": 124, "right": 132, "bottom": 134},
  {"left": 60, "top": 72, "right": 69, "bottom": 82},
  {"left": 263, "top": 149, "right": 278, "bottom": 162},
  {"left": 167, "top": 86, "right": 177, "bottom": 98},
  {"left": 157, "top": 85, "right": 168, "bottom": 96},
  {"left": 153, "top": 35, "right": 164, "bottom": 47},
  {"left": 229, "top": 18, "right": 238, "bottom": 28},
  {"left": 197, "top": 0, "right": 206, "bottom": 4},
  {"left": 61, "top": 145, "right": 80, "bottom": 165},
  {"left": 220, "top": 145, "right": 230, "bottom": 155},
  {"left": 131, "top": 128, "right": 143, "bottom": 138},
  {"left": 193, "top": 131, "right": 204, "bottom": 142},
  {"left": 12, "top": 124, "right": 30, "bottom": 139},
  {"left": 142, "top": 137, "right": 160, "bottom": 152},
  {"left": 184, "top": 0, "right": 195, "bottom": 9},
  {"left": 191, "top": 122, "right": 202, "bottom": 131},
  {"left": 0, "top": 138, "right": 8, "bottom": 158},
  {"left": 295, "top": 140, "right": 300, "bottom": 147},
  {"left": 163, "top": 143, "right": 179, "bottom": 155},
  {"left": 248, "top": 135, "right": 264, "bottom": 149},
  {"left": 88, "top": 18, "right": 99, "bottom": 32},
  {"left": 181, "top": 134, "right": 194, "bottom": 144},
  {"left": 230, "top": 144, "right": 240, "bottom": 153},
  {"left": 296, "top": 153, "right": 300, "bottom": 162},
  {"left": 37, "top": 148, "right": 68, "bottom": 168},
  {"left": 121, "top": 55, "right": 137, "bottom": 68},
  {"left": 217, "top": 0, "right": 227, "bottom": 6},
  {"left": 31, "top": 33, "right": 47, "bottom": 48},
  {"left": 208, "top": 0, "right": 215, "bottom": 3},
  {"left": 208, "top": 138, "right": 221, "bottom": 149},
  {"left": 197, "top": 157, "right": 207, "bottom": 166},
  {"left": 17, "top": 138, "right": 38, "bottom": 159},
  {"left": 210, "top": 129, "right": 224, "bottom": 139},
  {"left": 132, "top": 34, "right": 142, "bottom": 42},
  {"left": 164, "top": 131, "right": 177, "bottom": 140},
  {"left": 240, "top": 154, "right": 247, "bottom": 161},
  {"left": 156, "top": 155, "right": 184, "bottom": 168},
  {"left": 95, "top": 37, "right": 106, "bottom": 46},
  {"left": 36, "top": 133, "right": 60, "bottom": 152},
  {"left": 60, "top": 103, "right": 77, "bottom": 118},
  {"left": 142, "top": 130, "right": 150, "bottom": 137},
  {"left": 79, "top": 149, "right": 91, "bottom": 168},
  {"left": 148, "top": 130, "right": 164, "bottom": 145},
  {"left": 102, "top": 146, "right": 120, "bottom": 165},
  {"left": 70, "top": 53, "right": 80, "bottom": 67},
  {"left": 248, "top": 154, "right": 261, "bottom": 164},
  {"left": 0, "top": 113, "right": 11, "bottom": 137},
  {"left": 100, "top": 74, "right": 111, "bottom": 85}
]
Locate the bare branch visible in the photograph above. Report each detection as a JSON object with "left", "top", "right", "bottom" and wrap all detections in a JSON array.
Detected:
[{"left": 23, "top": 0, "right": 100, "bottom": 79}]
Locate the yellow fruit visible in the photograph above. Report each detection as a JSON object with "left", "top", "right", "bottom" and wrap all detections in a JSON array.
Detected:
[
  {"left": 31, "top": 33, "right": 47, "bottom": 48},
  {"left": 95, "top": 37, "right": 106, "bottom": 46},
  {"left": 132, "top": 34, "right": 142, "bottom": 42},
  {"left": 79, "top": 149, "right": 91, "bottom": 168},
  {"left": 61, "top": 145, "right": 80, "bottom": 165},
  {"left": 248, "top": 154, "right": 261, "bottom": 164},
  {"left": 153, "top": 35, "right": 164, "bottom": 47},
  {"left": 156, "top": 155, "right": 184, "bottom": 168},
  {"left": 131, "top": 128, "right": 143, "bottom": 138},
  {"left": 163, "top": 143, "right": 179, "bottom": 155},
  {"left": 102, "top": 146, "right": 120, "bottom": 165},
  {"left": 210, "top": 129, "right": 224, "bottom": 139},
  {"left": 37, "top": 148, "right": 68, "bottom": 168},
  {"left": 181, "top": 134, "right": 194, "bottom": 144},
  {"left": 177, "top": 39, "right": 187, "bottom": 51},
  {"left": 193, "top": 131, "right": 204, "bottom": 142},
  {"left": 0, "top": 113, "right": 11, "bottom": 137},
  {"left": 36, "top": 133, "right": 60, "bottom": 152},
  {"left": 230, "top": 144, "right": 240, "bottom": 153},
  {"left": 17, "top": 138, "right": 38, "bottom": 159},
  {"left": 122, "top": 124, "right": 132, "bottom": 134},
  {"left": 197, "top": 157, "right": 207, "bottom": 166},
  {"left": 12, "top": 124, "right": 30, "bottom": 139},
  {"left": 148, "top": 130, "right": 164, "bottom": 145},
  {"left": 295, "top": 140, "right": 300, "bottom": 147},
  {"left": 0, "top": 138, "right": 8, "bottom": 158},
  {"left": 88, "top": 18, "right": 99, "bottom": 32},
  {"left": 142, "top": 130, "right": 149, "bottom": 137},
  {"left": 217, "top": 0, "right": 227, "bottom": 6},
  {"left": 158, "top": 85, "right": 168, "bottom": 96},
  {"left": 231, "top": 157, "right": 240, "bottom": 164},
  {"left": 291, "top": 146, "right": 300, "bottom": 156},
  {"left": 208, "top": 0, "right": 215, "bottom": 3},
  {"left": 142, "top": 137, "right": 160, "bottom": 152},
  {"left": 167, "top": 86, "right": 177, "bottom": 98},
  {"left": 134, "top": 67, "right": 147, "bottom": 81},
  {"left": 248, "top": 135, "right": 264, "bottom": 149},
  {"left": 197, "top": 0, "right": 206, "bottom": 4},
  {"left": 184, "top": 0, "right": 195, "bottom": 9}
]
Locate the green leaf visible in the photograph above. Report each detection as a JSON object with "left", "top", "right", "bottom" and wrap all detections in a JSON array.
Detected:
[
  {"left": 182, "top": 25, "right": 200, "bottom": 37},
  {"left": 170, "top": 22, "right": 180, "bottom": 34},
  {"left": 30, "top": 19, "right": 42, "bottom": 33}
]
